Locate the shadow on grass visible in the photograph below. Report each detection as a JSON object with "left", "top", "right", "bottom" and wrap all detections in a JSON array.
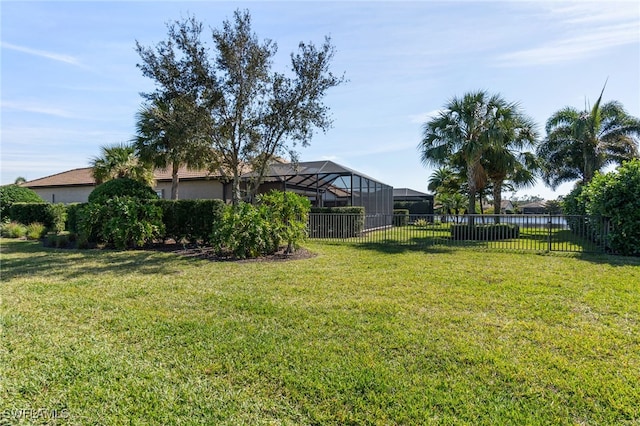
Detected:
[
  {"left": 573, "top": 252, "right": 640, "bottom": 267},
  {"left": 0, "top": 239, "right": 194, "bottom": 282}
]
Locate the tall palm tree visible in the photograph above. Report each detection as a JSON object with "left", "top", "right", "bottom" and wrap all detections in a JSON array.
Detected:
[
  {"left": 537, "top": 86, "right": 640, "bottom": 189},
  {"left": 90, "top": 143, "right": 154, "bottom": 186},
  {"left": 482, "top": 109, "right": 539, "bottom": 219},
  {"left": 420, "top": 91, "right": 514, "bottom": 216},
  {"left": 134, "top": 96, "right": 213, "bottom": 200}
]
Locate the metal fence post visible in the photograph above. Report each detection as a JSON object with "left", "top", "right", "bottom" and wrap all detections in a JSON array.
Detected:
[{"left": 547, "top": 214, "right": 552, "bottom": 252}]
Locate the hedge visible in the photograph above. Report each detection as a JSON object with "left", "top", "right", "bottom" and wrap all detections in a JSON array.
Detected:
[
  {"left": 451, "top": 223, "right": 520, "bottom": 241},
  {"left": 309, "top": 206, "right": 365, "bottom": 238},
  {"left": 0, "top": 184, "right": 43, "bottom": 219},
  {"left": 8, "top": 202, "right": 67, "bottom": 233},
  {"left": 393, "top": 209, "right": 409, "bottom": 226},
  {"left": 152, "top": 199, "right": 226, "bottom": 244}
]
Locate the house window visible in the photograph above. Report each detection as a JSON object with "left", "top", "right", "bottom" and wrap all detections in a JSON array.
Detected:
[
  {"left": 156, "top": 189, "right": 164, "bottom": 199},
  {"left": 52, "top": 194, "right": 55, "bottom": 203}
]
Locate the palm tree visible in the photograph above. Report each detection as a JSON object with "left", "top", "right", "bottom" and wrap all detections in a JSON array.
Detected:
[
  {"left": 482, "top": 109, "right": 539, "bottom": 220},
  {"left": 420, "top": 91, "right": 515, "bottom": 217},
  {"left": 427, "top": 166, "right": 461, "bottom": 194},
  {"left": 90, "top": 143, "right": 154, "bottom": 186},
  {"left": 134, "top": 96, "right": 213, "bottom": 200},
  {"left": 537, "top": 85, "right": 640, "bottom": 189}
]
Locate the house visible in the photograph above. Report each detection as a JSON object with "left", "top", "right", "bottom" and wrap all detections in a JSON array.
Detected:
[
  {"left": 393, "top": 188, "right": 434, "bottom": 215},
  {"left": 520, "top": 201, "right": 547, "bottom": 214},
  {"left": 481, "top": 200, "right": 515, "bottom": 214},
  {"left": 21, "top": 167, "right": 224, "bottom": 204},
  {"left": 21, "top": 160, "right": 394, "bottom": 218}
]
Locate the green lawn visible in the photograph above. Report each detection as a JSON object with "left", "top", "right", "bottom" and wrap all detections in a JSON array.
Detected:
[{"left": 1, "top": 239, "right": 639, "bottom": 425}]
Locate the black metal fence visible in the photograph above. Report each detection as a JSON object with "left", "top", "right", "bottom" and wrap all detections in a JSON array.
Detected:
[{"left": 308, "top": 213, "right": 610, "bottom": 253}]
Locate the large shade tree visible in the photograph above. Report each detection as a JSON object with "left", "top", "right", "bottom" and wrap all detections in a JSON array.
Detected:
[
  {"left": 90, "top": 143, "right": 154, "bottom": 186},
  {"left": 536, "top": 86, "right": 640, "bottom": 190},
  {"left": 209, "top": 10, "right": 344, "bottom": 204},
  {"left": 136, "top": 10, "right": 344, "bottom": 205},
  {"left": 419, "top": 91, "right": 536, "bottom": 217}
]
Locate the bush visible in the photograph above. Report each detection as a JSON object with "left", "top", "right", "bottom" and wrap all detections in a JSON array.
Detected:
[
  {"left": 413, "top": 218, "right": 429, "bottom": 227},
  {"left": 0, "top": 185, "right": 43, "bottom": 220},
  {"left": 211, "top": 203, "right": 278, "bottom": 259},
  {"left": 259, "top": 190, "right": 311, "bottom": 253},
  {"left": 79, "top": 196, "right": 164, "bottom": 249},
  {"left": 580, "top": 160, "right": 640, "bottom": 256},
  {"left": 45, "top": 233, "right": 72, "bottom": 248},
  {"left": 393, "top": 209, "right": 409, "bottom": 227},
  {"left": 88, "top": 178, "right": 158, "bottom": 204},
  {"left": 65, "top": 203, "right": 85, "bottom": 234},
  {"left": 0, "top": 221, "right": 27, "bottom": 238},
  {"left": 309, "top": 207, "right": 365, "bottom": 238},
  {"left": 26, "top": 222, "right": 46, "bottom": 240},
  {"left": 9, "top": 203, "right": 67, "bottom": 234},
  {"left": 451, "top": 223, "right": 520, "bottom": 241},
  {"left": 153, "top": 199, "right": 226, "bottom": 244}
]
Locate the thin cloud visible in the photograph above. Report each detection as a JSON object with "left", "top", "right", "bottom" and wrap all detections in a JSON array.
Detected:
[
  {"left": 496, "top": 22, "right": 639, "bottom": 67},
  {"left": 2, "top": 101, "right": 75, "bottom": 118},
  {"left": 495, "top": 2, "right": 639, "bottom": 68},
  {"left": 1, "top": 41, "right": 85, "bottom": 68}
]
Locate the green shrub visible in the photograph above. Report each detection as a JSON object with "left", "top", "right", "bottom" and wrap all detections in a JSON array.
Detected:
[
  {"left": 153, "top": 199, "right": 226, "bottom": 244},
  {"left": 451, "top": 223, "right": 520, "bottom": 241},
  {"left": 55, "top": 233, "right": 70, "bottom": 248},
  {"left": 26, "top": 222, "right": 46, "bottom": 240},
  {"left": 0, "top": 184, "right": 43, "bottom": 220},
  {"left": 393, "top": 209, "right": 409, "bottom": 227},
  {"left": 580, "top": 160, "right": 640, "bottom": 256},
  {"left": 45, "top": 233, "right": 71, "bottom": 248},
  {"left": 88, "top": 178, "right": 158, "bottom": 204},
  {"left": 211, "top": 203, "right": 278, "bottom": 259},
  {"left": 413, "top": 218, "right": 429, "bottom": 227},
  {"left": 79, "top": 196, "right": 164, "bottom": 249},
  {"left": 309, "top": 207, "right": 365, "bottom": 238},
  {"left": 259, "top": 190, "right": 311, "bottom": 253},
  {"left": 0, "top": 221, "right": 27, "bottom": 238},
  {"left": 65, "top": 203, "right": 85, "bottom": 234},
  {"left": 8, "top": 203, "right": 67, "bottom": 233}
]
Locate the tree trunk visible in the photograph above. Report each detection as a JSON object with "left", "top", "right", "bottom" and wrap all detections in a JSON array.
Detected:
[
  {"left": 493, "top": 180, "right": 503, "bottom": 224},
  {"left": 171, "top": 163, "right": 180, "bottom": 200},
  {"left": 466, "top": 164, "right": 476, "bottom": 227},
  {"left": 232, "top": 173, "right": 241, "bottom": 206}
]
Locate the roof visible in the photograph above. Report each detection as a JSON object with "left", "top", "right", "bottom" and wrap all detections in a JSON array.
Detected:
[
  {"left": 520, "top": 201, "right": 547, "bottom": 208},
  {"left": 22, "top": 168, "right": 96, "bottom": 188},
  {"left": 253, "top": 160, "right": 392, "bottom": 191},
  {"left": 259, "top": 160, "right": 386, "bottom": 183},
  {"left": 22, "top": 167, "right": 219, "bottom": 188},
  {"left": 393, "top": 188, "right": 432, "bottom": 198},
  {"left": 21, "top": 160, "right": 391, "bottom": 191}
]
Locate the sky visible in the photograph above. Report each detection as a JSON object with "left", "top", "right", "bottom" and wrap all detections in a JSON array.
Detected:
[{"left": 2, "top": 1, "right": 639, "bottom": 201}]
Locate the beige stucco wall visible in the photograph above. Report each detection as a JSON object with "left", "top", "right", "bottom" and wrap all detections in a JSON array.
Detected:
[
  {"left": 153, "top": 180, "right": 225, "bottom": 200},
  {"left": 32, "top": 186, "right": 96, "bottom": 204},
  {"left": 31, "top": 180, "right": 225, "bottom": 204}
]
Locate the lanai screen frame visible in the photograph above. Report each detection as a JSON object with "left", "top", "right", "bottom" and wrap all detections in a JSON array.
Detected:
[{"left": 253, "top": 160, "right": 393, "bottom": 229}]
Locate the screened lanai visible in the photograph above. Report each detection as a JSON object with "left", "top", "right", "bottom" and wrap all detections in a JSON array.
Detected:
[{"left": 252, "top": 160, "right": 393, "bottom": 228}]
